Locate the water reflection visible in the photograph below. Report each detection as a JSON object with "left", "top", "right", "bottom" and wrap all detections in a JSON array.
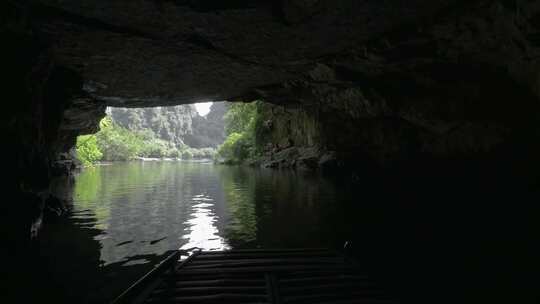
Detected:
[
  {"left": 35, "top": 162, "right": 355, "bottom": 303},
  {"left": 72, "top": 162, "right": 346, "bottom": 266},
  {"left": 181, "top": 194, "right": 228, "bottom": 250},
  {"left": 31, "top": 162, "right": 540, "bottom": 303},
  {"left": 73, "top": 162, "right": 222, "bottom": 265}
]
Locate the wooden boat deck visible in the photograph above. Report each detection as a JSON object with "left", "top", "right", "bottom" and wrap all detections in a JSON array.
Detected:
[{"left": 112, "top": 248, "right": 399, "bottom": 304}]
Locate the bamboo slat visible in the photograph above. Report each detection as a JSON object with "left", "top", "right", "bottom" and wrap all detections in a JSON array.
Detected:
[{"left": 111, "top": 248, "right": 398, "bottom": 304}]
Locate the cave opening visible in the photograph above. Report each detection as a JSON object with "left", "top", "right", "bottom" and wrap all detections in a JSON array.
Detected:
[{"left": 4, "top": 1, "right": 540, "bottom": 303}]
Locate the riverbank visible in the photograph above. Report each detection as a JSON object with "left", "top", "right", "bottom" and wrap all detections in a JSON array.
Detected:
[{"left": 84, "top": 157, "right": 216, "bottom": 167}]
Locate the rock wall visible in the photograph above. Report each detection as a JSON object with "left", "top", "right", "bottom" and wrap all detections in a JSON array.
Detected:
[
  {"left": 108, "top": 102, "right": 227, "bottom": 148},
  {"left": 254, "top": 102, "right": 322, "bottom": 169},
  {"left": 108, "top": 105, "right": 197, "bottom": 147},
  {"left": 3, "top": 1, "right": 106, "bottom": 255},
  {"left": 19, "top": 0, "right": 540, "bottom": 169},
  {"left": 186, "top": 102, "right": 228, "bottom": 148},
  {"left": 5, "top": 0, "right": 540, "bottom": 254}
]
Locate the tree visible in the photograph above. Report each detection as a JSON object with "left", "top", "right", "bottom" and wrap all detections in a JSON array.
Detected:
[
  {"left": 217, "top": 132, "right": 242, "bottom": 161},
  {"left": 181, "top": 149, "right": 193, "bottom": 159},
  {"left": 217, "top": 101, "right": 261, "bottom": 163},
  {"left": 76, "top": 114, "right": 220, "bottom": 164},
  {"left": 223, "top": 102, "right": 258, "bottom": 135},
  {"left": 76, "top": 135, "right": 102, "bottom": 166},
  {"left": 95, "top": 116, "right": 146, "bottom": 161}
]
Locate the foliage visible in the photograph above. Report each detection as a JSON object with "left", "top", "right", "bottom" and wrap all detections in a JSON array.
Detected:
[
  {"left": 223, "top": 102, "right": 257, "bottom": 135},
  {"left": 108, "top": 104, "right": 226, "bottom": 149},
  {"left": 217, "top": 132, "right": 243, "bottom": 162},
  {"left": 138, "top": 137, "right": 177, "bottom": 159},
  {"left": 75, "top": 135, "right": 103, "bottom": 167},
  {"left": 217, "top": 102, "right": 260, "bottom": 163},
  {"left": 95, "top": 117, "right": 142, "bottom": 161},
  {"left": 193, "top": 147, "right": 217, "bottom": 159},
  {"left": 75, "top": 116, "right": 218, "bottom": 164},
  {"left": 181, "top": 149, "right": 193, "bottom": 159},
  {"left": 180, "top": 147, "right": 216, "bottom": 160},
  {"left": 97, "top": 116, "right": 186, "bottom": 160}
]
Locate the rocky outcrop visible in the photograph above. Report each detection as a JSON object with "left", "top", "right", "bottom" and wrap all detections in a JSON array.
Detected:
[
  {"left": 3, "top": 3, "right": 106, "bottom": 252},
  {"left": 28, "top": 0, "right": 540, "bottom": 167},
  {"left": 13, "top": 1, "right": 537, "bottom": 152},
  {"left": 28, "top": 1, "right": 540, "bottom": 105},
  {"left": 108, "top": 102, "right": 227, "bottom": 148},
  {"left": 108, "top": 105, "right": 197, "bottom": 147},
  {"left": 186, "top": 102, "right": 228, "bottom": 148}
]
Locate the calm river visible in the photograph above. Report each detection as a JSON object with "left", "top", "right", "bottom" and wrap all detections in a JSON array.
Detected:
[
  {"left": 34, "top": 161, "right": 538, "bottom": 303},
  {"left": 72, "top": 161, "right": 358, "bottom": 261},
  {"left": 38, "top": 161, "right": 368, "bottom": 303}
]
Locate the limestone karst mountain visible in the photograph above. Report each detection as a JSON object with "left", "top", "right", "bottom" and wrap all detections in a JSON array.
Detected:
[{"left": 107, "top": 102, "right": 227, "bottom": 148}]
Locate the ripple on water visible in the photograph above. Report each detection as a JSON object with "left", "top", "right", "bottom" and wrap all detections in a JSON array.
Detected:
[
  {"left": 69, "top": 162, "right": 349, "bottom": 267},
  {"left": 180, "top": 194, "right": 228, "bottom": 251},
  {"left": 38, "top": 161, "right": 363, "bottom": 303}
]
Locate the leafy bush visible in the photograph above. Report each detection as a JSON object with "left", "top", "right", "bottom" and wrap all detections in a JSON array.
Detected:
[
  {"left": 95, "top": 117, "right": 143, "bottom": 161},
  {"left": 217, "top": 101, "right": 260, "bottom": 163},
  {"left": 217, "top": 132, "right": 243, "bottom": 162},
  {"left": 224, "top": 102, "right": 257, "bottom": 135},
  {"left": 139, "top": 137, "right": 176, "bottom": 158},
  {"left": 75, "top": 135, "right": 103, "bottom": 166},
  {"left": 76, "top": 115, "right": 220, "bottom": 164},
  {"left": 178, "top": 147, "right": 216, "bottom": 160},
  {"left": 198, "top": 147, "right": 217, "bottom": 159},
  {"left": 181, "top": 149, "right": 193, "bottom": 159},
  {"left": 168, "top": 149, "right": 180, "bottom": 158}
]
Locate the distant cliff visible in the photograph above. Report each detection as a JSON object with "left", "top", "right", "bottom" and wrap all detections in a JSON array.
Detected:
[
  {"left": 108, "top": 102, "right": 227, "bottom": 148},
  {"left": 184, "top": 102, "right": 227, "bottom": 148}
]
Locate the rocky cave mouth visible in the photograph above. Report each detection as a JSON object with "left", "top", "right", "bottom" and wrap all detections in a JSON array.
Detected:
[{"left": 4, "top": 0, "right": 540, "bottom": 303}]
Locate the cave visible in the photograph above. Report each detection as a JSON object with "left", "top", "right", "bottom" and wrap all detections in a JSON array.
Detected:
[{"left": 3, "top": 1, "right": 540, "bottom": 303}]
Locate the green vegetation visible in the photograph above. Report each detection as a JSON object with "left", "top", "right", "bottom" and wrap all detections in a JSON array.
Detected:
[
  {"left": 181, "top": 147, "right": 216, "bottom": 160},
  {"left": 75, "top": 116, "right": 216, "bottom": 166},
  {"left": 75, "top": 103, "right": 265, "bottom": 166},
  {"left": 217, "top": 102, "right": 261, "bottom": 164},
  {"left": 75, "top": 135, "right": 103, "bottom": 167}
]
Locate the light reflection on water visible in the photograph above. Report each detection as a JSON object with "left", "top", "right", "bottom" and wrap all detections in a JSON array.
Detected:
[
  {"left": 181, "top": 195, "right": 229, "bottom": 251},
  {"left": 71, "top": 162, "right": 346, "bottom": 268},
  {"left": 72, "top": 162, "right": 227, "bottom": 266},
  {"left": 37, "top": 161, "right": 540, "bottom": 303}
]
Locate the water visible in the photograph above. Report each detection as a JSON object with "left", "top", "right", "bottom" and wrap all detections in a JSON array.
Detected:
[
  {"left": 37, "top": 161, "right": 362, "bottom": 302},
  {"left": 33, "top": 161, "right": 540, "bottom": 303},
  {"left": 71, "top": 162, "right": 356, "bottom": 264}
]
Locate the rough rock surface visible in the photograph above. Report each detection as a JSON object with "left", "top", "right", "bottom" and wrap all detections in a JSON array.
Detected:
[
  {"left": 108, "top": 105, "right": 197, "bottom": 147},
  {"left": 26, "top": 0, "right": 540, "bottom": 168},
  {"left": 185, "top": 102, "right": 228, "bottom": 148},
  {"left": 4, "top": 0, "right": 540, "bottom": 266},
  {"left": 17, "top": 1, "right": 540, "bottom": 160},
  {"left": 108, "top": 102, "right": 227, "bottom": 148}
]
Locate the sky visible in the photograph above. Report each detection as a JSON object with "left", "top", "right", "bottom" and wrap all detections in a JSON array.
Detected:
[{"left": 194, "top": 102, "right": 213, "bottom": 116}]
